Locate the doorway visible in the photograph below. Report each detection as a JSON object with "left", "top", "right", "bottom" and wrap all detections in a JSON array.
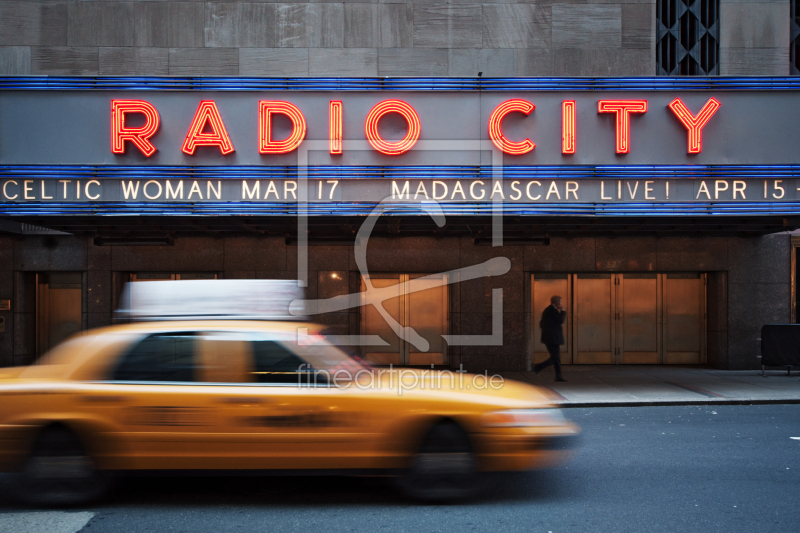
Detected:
[
  {"left": 36, "top": 272, "right": 83, "bottom": 355},
  {"left": 531, "top": 273, "right": 706, "bottom": 365},
  {"left": 359, "top": 274, "right": 448, "bottom": 366}
]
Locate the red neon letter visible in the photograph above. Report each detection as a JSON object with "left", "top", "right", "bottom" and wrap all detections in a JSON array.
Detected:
[
  {"left": 562, "top": 100, "right": 576, "bottom": 155},
  {"left": 259, "top": 101, "right": 307, "bottom": 154},
  {"left": 364, "top": 100, "right": 421, "bottom": 156},
  {"left": 111, "top": 100, "right": 160, "bottom": 157},
  {"left": 330, "top": 100, "right": 343, "bottom": 155},
  {"left": 597, "top": 100, "right": 648, "bottom": 154},
  {"left": 488, "top": 99, "right": 535, "bottom": 155},
  {"left": 668, "top": 97, "right": 721, "bottom": 154},
  {"left": 181, "top": 101, "right": 235, "bottom": 155}
]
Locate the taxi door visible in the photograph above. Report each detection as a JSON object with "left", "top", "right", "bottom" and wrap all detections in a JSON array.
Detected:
[
  {"left": 202, "top": 333, "right": 378, "bottom": 471},
  {"left": 99, "top": 331, "right": 245, "bottom": 470}
]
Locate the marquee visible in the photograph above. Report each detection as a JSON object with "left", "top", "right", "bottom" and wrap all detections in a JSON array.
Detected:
[{"left": 2, "top": 76, "right": 800, "bottom": 217}]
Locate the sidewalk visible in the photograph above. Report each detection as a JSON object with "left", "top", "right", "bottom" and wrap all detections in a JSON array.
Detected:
[{"left": 499, "top": 366, "right": 800, "bottom": 407}]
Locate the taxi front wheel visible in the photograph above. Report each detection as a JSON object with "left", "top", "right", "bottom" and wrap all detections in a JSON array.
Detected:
[
  {"left": 396, "top": 421, "right": 482, "bottom": 502},
  {"left": 16, "top": 425, "right": 111, "bottom": 506}
]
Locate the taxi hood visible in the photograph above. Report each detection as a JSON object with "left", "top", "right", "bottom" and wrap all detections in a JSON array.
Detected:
[{"left": 0, "top": 367, "right": 26, "bottom": 381}]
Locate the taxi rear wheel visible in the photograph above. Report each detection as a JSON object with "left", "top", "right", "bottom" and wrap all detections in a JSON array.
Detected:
[
  {"left": 397, "top": 421, "right": 481, "bottom": 502},
  {"left": 16, "top": 425, "right": 111, "bottom": 506}
]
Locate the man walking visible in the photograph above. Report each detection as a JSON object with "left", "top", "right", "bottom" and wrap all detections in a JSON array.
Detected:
[{"left": 535, "top": 295, "right": 567, "bottom": 382}]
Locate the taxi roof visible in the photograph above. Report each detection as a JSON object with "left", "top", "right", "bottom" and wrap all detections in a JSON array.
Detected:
[
  {"left": 116, "top": 279, "right": 305, "bottom": 322},
  {"left": 89, "top": 319, "right": 319, "bottom": 335}
]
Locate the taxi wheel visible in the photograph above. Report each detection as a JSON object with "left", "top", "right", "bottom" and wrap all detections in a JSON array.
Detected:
[
  {"left": 16, "top": 425, "right": 111, "bottom": 506},
  {"left": 397, "top": 421, "right": 481, "bottom": 502}
]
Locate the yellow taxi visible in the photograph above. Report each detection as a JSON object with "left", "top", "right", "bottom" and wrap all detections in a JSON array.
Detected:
[{"left": 0, "top": 318, "right": 578, "bottom": 504}]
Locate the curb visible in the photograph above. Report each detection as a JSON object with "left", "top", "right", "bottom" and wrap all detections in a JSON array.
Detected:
[{"left": 557, "top": 399, "right": 800, "bottom": 408}]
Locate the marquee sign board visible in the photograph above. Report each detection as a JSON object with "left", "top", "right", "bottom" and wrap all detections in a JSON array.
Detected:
[
  {"left": 2, "top": 82, "right": 800, "bottom": 216},
  {"left": 1, "top": 91, "right": 800, "bottom": 166}
]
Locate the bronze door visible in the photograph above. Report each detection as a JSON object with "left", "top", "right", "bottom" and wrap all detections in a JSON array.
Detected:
[
  {"left": 360, "top": 275, "right": 404, "bottom": 365},
  {"left": 530, "top": 272, "right": 705, "bottom": 365},
  {"left": 531, "top": 274, "right": 572, "bottom": 364},
  {"left": 573, "top": 274, "right": 616, "bottom": 364},
  {"left": 618, "top": 274, "right": 662, "bottom": 364},
  {"left": 407, "top": 274, "right": 448, "bottom": 366},
  {"left": 36, "top": 273, "right": 82, "bottom": 356},
  {"left": 663, "top": 273, "right": 706, "bottom": 364},
  {"left": 360, "top": 274, "right": 448, "bottom": 366}
]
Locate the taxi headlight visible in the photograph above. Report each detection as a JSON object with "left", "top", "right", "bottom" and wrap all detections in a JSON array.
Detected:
[{"left": 482, "top": 408, "right": 567, "bottom": 428}]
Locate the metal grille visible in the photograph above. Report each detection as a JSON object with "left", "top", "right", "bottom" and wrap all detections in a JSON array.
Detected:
[
  {"left": 657, "top": 0, "right": 720, "bottom": 75},
  {"left": 792, "top": 0, "right": 800, "bottom": 74}
]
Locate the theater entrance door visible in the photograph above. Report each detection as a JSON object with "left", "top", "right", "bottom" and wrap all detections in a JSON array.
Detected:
[
  {"left": 531, "top": 273, "right": 706, "bottom": 365},
  {"left": 359, "top": 274, "right": 448, "bottom": 366},
  {"left": 36, "top": 272, "right": 83, "bottom": 356}
]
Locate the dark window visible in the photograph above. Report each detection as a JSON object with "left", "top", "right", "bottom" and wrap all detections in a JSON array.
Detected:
[
  {"left": 792, "top": 0, "right": 800, "bottom": 74},
  {"left": 657, "top": 0, "right": 720, "bottom": 75},
  {"left": 113, "top": 333, "right": 197, "bottom": 382},
  {"left": 251, "top": 340, "right": 318, "bottom": 384}
]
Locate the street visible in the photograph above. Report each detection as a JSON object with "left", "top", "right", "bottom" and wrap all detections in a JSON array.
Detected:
[{"left": 1, "top": 404, "right": 798, "bottom": 533}]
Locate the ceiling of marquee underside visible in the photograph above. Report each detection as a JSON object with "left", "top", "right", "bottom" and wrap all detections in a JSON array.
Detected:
[{"left": 0, "top": 215, "right": 794, "bottom": 240}]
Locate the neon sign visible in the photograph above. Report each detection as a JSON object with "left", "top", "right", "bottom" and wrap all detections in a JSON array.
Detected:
[
  {"left": 110, "top": 97, "right": 726, "bottom": 158},
  {"left": 488, "top": 99, "right": 536, "bottom": 155},
  {"left": 111, "top": 100, "right": 160, "bottom": 157},
  {"left": 364, "top": 100, "right": 421, "bottom": 155},
  {"left": 668, "top": 97, "right": 721, "bottom": 154},
  {"left": 597, "top": 100, "right": 648, "bottom": 154},
  {"left": 181, "top": 100, "right": 235, "bottom": 155},
  {"left": 329, "top": 100, "right": 343, "bottom": 155},
  {"left": 562, "top": 100, "right": 576, "bottom": 155},
  {"left": 258, "top": 101, "right": 307, "bottom": 155}
]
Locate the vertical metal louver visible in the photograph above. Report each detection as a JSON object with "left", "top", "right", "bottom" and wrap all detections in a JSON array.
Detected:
[
  {"left": 656, "top": 0, "right": 720, "bottom": 75},
  {"left": 792, "top": 0, "right": 800, "bottom": 74}
]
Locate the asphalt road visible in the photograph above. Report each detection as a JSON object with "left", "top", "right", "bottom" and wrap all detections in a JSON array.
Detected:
[{"left": 1, "top": 404, "right": 799, "bottom": 533}]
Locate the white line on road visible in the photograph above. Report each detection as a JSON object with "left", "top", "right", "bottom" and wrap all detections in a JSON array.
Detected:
[
  {"left": 791, "top": 437, "right": 800, "bottom": 440},
  {"left": 0, "top": 511, "right": 95, "bottom": 533}
]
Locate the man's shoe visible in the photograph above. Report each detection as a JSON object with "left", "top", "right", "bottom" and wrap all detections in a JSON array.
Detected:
[{"left": 555, "top": 376, "right": 567, "bottom": 382}]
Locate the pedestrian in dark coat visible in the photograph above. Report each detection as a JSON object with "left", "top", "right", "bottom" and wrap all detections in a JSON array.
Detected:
[{"left": 535, "top": 295, "right": 567, "bottom": 381}]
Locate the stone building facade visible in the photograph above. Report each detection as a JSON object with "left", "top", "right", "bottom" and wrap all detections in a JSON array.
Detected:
[{"left": 0, "top": 1, "right": 791, "bottom": 77}]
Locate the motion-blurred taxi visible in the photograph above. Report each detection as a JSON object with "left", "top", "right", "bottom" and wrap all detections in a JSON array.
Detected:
[{"left": 0, "top": 281, "right": 579, "bottom": 504}]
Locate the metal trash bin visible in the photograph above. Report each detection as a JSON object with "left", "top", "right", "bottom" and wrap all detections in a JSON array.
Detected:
[{"left": 759, "top": 324, "right": 800, "bottom": 376}]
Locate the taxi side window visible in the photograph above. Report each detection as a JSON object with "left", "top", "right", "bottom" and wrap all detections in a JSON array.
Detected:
[
  {"left": 112, "top": 333, "right": 197, "bottom": 382},
  {"left": 251, "top": 340, "right": 311, "bottom": 384},
  {"left": 196, "top": 333, "right": 253, "bottom": 384}
]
